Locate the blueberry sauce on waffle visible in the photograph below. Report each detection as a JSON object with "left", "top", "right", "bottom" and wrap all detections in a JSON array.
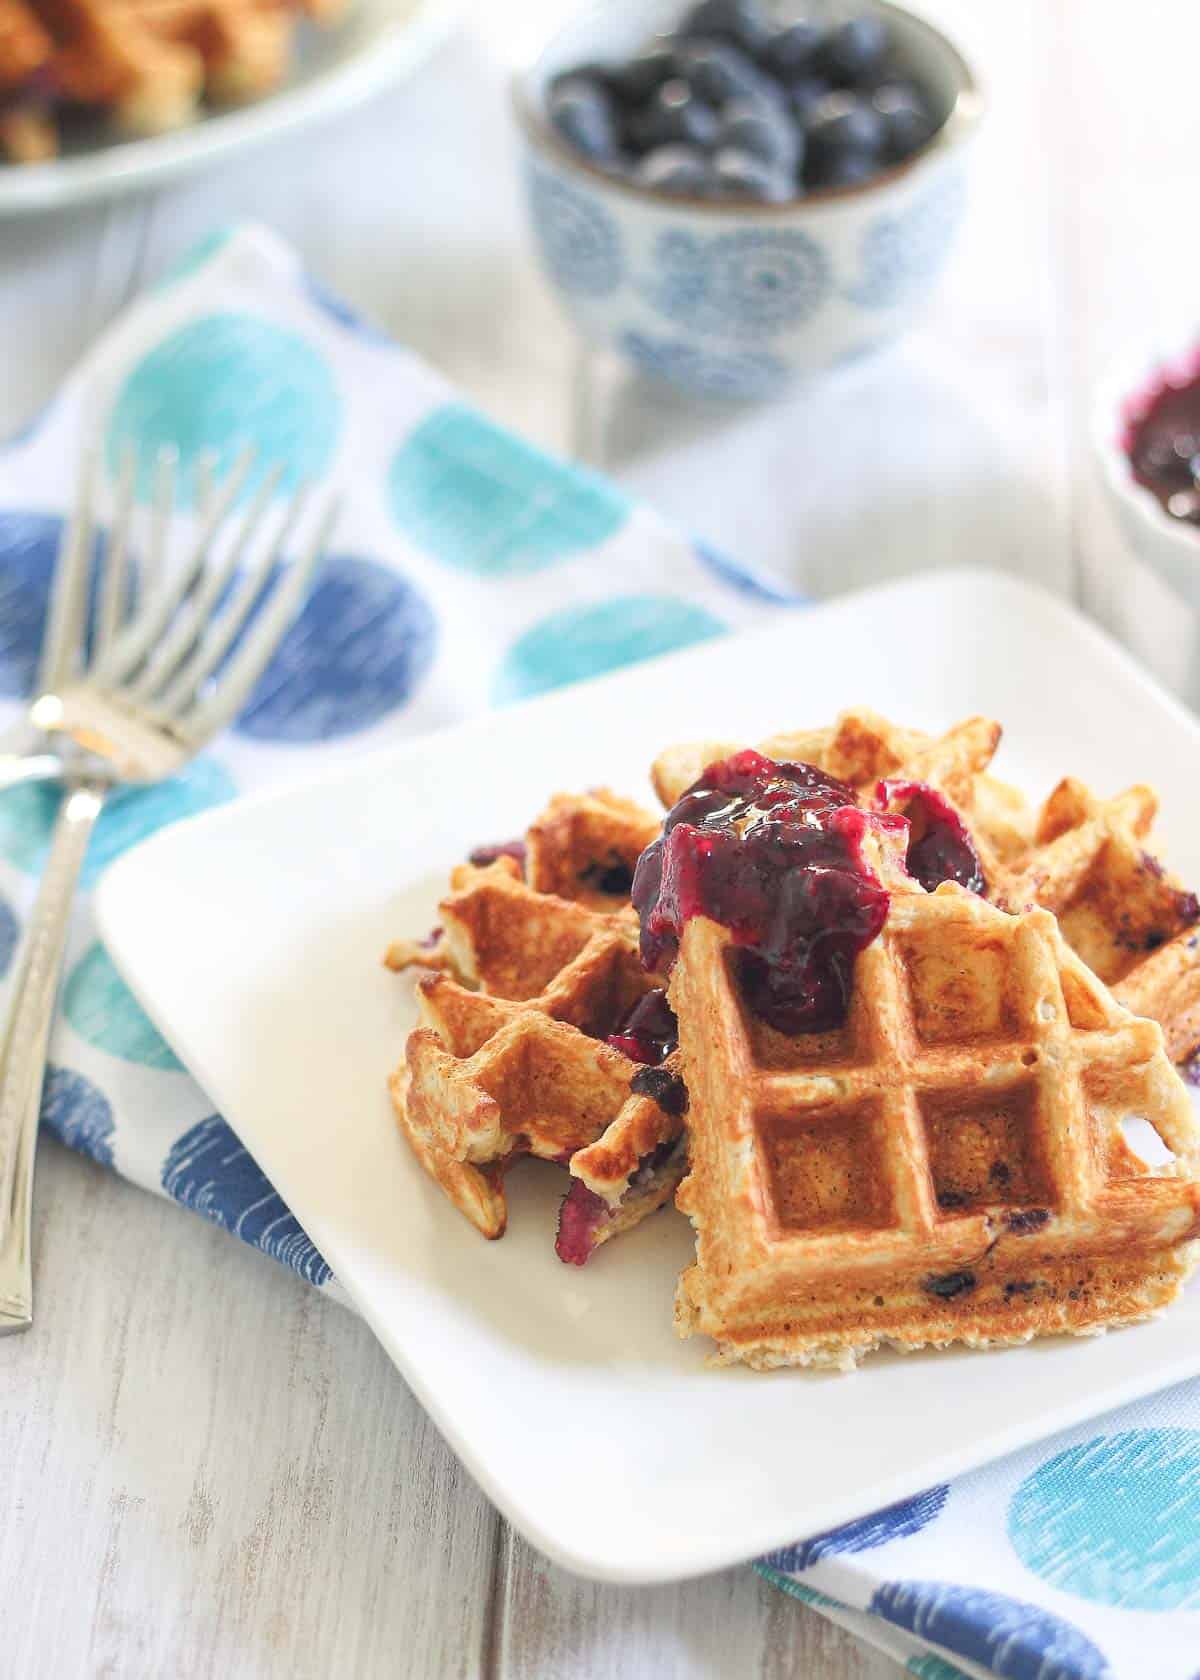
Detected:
[
  {"left": 632, "top": 749, "right": 893, "bottom": 1033},
  {"left": 875, "top": 777, "right": 984, "bottom": 894},
  {"left": 606, "top": 987, "right": 678, "bottom": 1063}
]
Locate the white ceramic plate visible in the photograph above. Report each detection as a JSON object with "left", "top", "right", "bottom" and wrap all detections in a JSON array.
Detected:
[
  {"left": 0, "top": 0, "right": 458, "bottom": 214},
  {"left": 96, "top": 568, "right": 1200, "bottom": 1585}
]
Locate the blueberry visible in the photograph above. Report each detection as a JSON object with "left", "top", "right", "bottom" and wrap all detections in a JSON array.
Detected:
[
  {"left": 871, "top": 80, "right": 937, "bottom": 158},
  {"left": 616, "top": 38, "right": 677, "bottom": 104},
  {"left": 679, "top": 0, "right": 772, "bottom": 57},
  {"left": 549, "top": 62, "right": 614, "bottom": 97},
  {"left": 547, "top": 77, "right": 619, "bottom": 161},
  {"left": 630, "top": 78, "right": 720, "bottom": 149},
  {"left": 804, "top": 90, "right": 885, "bottom": 160},
  {"left": 805, "top": 148, "right": 876, "bottom": 189},
  {"left": 761, "top": 20, "right": 820, "bottom": 77},
  {"left": 711, "top": 145, "right": 793, "bottom": 202},
  {"left": 674, "top": 38, "right": 765, "bottom": 105},
  {"left": 634, "top": 143, "right": 711, "bottom": 196},
  {"left": 816, "top": 16, "right": 890, "bottom": 85},
  {"left": 716, "top": 96, "right": 800, "bottom": 170},
  {"left": 787, "top": 74, "right": 832, "bottom": 125}
]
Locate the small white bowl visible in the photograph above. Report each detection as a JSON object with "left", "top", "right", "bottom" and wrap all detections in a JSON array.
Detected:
[
  {"left": 1093, "top": 334, "right": 1200, "bottom": 612},
  {"left": 512, "top": 0, "right": 982, "bottom": 399}
]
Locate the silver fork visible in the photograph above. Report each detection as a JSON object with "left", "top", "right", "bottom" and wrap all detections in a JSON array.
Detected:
[{"left": 0, "top": 446, "right": 339, "bottom": 1333}]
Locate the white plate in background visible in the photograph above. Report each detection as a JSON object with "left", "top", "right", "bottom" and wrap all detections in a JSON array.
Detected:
[
  {"left": 0, "top": 0, "right": 458, "bottom": 214},
  {"left": 97, "top": 568, "right": 1200, "bottom": 1583}
]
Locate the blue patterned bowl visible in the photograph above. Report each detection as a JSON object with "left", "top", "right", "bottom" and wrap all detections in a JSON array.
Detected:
[{"left": 514, "top": 0, "right": 981, "bottom": 399}]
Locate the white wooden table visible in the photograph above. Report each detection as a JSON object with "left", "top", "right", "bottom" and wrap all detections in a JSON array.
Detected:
[{"left": 1, "top": 3, "right": 1196, "bottom": 1674}]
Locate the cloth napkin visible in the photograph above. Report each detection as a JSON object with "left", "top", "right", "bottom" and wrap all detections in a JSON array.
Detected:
[{"left": 1, "top": 224, "right": 1196, "bottom": 1680}]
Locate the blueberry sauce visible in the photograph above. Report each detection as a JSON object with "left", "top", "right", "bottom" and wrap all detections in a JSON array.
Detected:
[
  {"left": 605, "top": 987, "right": 678, "bottom": 1064},
  {"left": 468, "top": 839, "right": 527, "bottom": 868},
  {"left": 875, "top": 778, "right": 985, "bottom": 894},
  {"left": 578, "top": 857, "right": 636, "bottom": 896},
  {"left": 1124, "top": 359, "right": 1200, "bottom": 526},
  {"left": 555, "top": 1135, "right": 685, "bottom": 1266},
  {"left": 632, "top": 750, "right": 894, "bottom": 1034}
]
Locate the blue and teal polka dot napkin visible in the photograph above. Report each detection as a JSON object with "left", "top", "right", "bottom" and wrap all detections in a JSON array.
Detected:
[{"left": 1, "top": 224, "right": 1196, "bottom": 1680}]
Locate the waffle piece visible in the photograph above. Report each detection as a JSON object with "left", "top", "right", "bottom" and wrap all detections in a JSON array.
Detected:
[
  {"left": 388, "top": 852, "right": 688, "bottom": 1247},
  {"left": 993, "top": 777, "right": 1200, "bottom": 1062},
  {"left": 671, "top": 866, "right": 1200, "bottom": 1371},
  {"left": 654, "top": 716, "right": 1200, "bottom": 1063},
  {"left": 384, "top": 788, "right": 656, "bottom": 978},
  {"left": 526, "top": 788, "right": 660, "bottom": 911},
  {"left": 557, "top": 1055, "right": 688, "bottom": 1263}
]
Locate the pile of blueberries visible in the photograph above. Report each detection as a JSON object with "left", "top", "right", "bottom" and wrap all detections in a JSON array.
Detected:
[{"left": 545, "top": 0, "right": 941, "bottom": 203}]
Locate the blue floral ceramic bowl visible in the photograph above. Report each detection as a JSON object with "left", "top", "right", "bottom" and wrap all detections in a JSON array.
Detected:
[{"left": 513, "top": 0, "right": 982, "bottom": 399}]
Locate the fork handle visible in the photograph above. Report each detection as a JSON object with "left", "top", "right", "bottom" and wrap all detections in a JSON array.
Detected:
[{"left": 0, "top": 782, "right": 106, "bottom": 1333}]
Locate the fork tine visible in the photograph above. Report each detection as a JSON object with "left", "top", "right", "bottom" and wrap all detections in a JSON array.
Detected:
[
  {"left": 36, "top": 446, "right": 97, "bottom": 697},
  {"left": 141, "top": 446, "right": 177, "bottom": 609},
  {"left": 99, "top": 446, "right": 255, "bottom": 687},
  {"left": 92, "top": 444, "right": 137, "bottom": 670},
  {"left": 194, "top": 453, "right": 216, "bottom": 524},
  {"left": 183, "top": 494, "right": 340, "bottom": 744},
  {"left": 128, "top": 463, "right": 285, "bottom": 707},
  {"left": 157, "top": 476, "right": 309, "bottom": 719}
]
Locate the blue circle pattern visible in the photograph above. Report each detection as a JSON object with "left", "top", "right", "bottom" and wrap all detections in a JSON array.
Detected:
[
  {"left": 162, "top": 1114, "right": 333, "bottom": 1287},
  {"left": 40, "top": 1065, "right": 115, "bottom": 1168},
  {"left": 493, "top": 594, "right": 727, "bottom": 704},
  {"left": 0, "top": 511, "right": 90, "bottom": 698},
  {"left": 622, "top": 330, "right": 789, "bottom": 400},
  {"left": 527, "top": 165, "right": 625, "bottom": 298},
  {"left": 1008, "top": 1428, "right": 1200, "bottom": 1611},
  {"left": 869, "top": 1583, "right": 1110, "bottom": 1680},
  {"left": 760, "top": 1485, "right": 949, "bottom": 1574},
  {"left": 0, "top": 757, "right": 236, "bottom": 891},
  {"left": 0, "top": 892, "right": 17, "bottom": 979},
  {"left": 648, "top": 228, "right": 830, "bottom": 341},
  {"left": 846, "top": 173, "right": 966, "bottom": 312},
  {"left": 105, "top": 313, "right": 341, "bottom": 507},
  {"left": 388, "top": 404, "right": 627, "bottom": 576},
  {"left": 693, "top": 540, "right": 807, "bottom": 604},
  {"left": 233, "top": 554, "right": 437, "bottom": 743},
  {"left": 63, "top": 942, "right": 184, "bottom": 1072},
  {"left": 0, "top": 512, "right": 129, "bottom": 698}
]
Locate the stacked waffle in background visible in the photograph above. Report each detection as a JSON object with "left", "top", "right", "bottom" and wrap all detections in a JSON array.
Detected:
[
  {"left": 386, "top": 710, "right": 1200, "bottom": 1369},
  {"left": 0, "top": 0, "right": 345, "bottom": 161}
]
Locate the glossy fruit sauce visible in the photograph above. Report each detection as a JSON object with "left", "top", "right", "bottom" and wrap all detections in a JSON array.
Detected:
[{"left": 631, "top": 749, "right": 897, "bottom": 1034}]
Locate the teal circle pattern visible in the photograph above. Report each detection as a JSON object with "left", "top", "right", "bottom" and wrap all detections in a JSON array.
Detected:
[
  {"left": 492, "top": 595, "right": 727, "bottom": 704},
  {"left": 106, "top": 313, "right": 341, "bottom": 507},
  {"left": 1008, "top": 1427, "right": 1200, "bottom": 1610},
  {"left": 387, "top": 404, "right": 628, "bottom": 576},
  {"left": 64, "top": 943, "right": 183, "bottom": 1071},
  {"left": 0, "top": 757, "right": 235, "bottom": 891}
]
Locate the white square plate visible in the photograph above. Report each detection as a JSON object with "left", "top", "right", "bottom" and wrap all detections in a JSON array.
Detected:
[{"left": 96, "top": 568, "right": 1200, "bottom": 1584}]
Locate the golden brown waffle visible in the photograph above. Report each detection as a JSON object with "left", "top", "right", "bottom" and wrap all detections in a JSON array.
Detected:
[
  {"left": 383, "top": 787, "right": 656, "bottom": 978},
  {"left": 993, "top": 777, "right": 1200, "bottom": 1063},
  {"left": 671, "top": 839, "right": 1200, "bottom": 1370},
  {"left": 387, "top": 794, "right": 689, "bottom": 1250},
  {"left": 0, "top": 0, "right": 343, "bottom": 160}
]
